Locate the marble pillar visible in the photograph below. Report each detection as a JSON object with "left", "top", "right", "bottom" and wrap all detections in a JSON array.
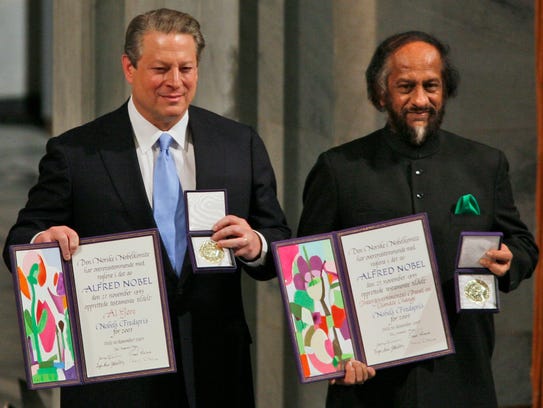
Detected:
[{"left": 52, "top": 0, "right": 95, "bottom": 136}]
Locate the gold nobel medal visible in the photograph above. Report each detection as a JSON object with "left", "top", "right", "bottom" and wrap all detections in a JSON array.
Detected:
[
  {"left": 464, "top": 279, "right": 490, "bottom": 304},
  {"left": 199, "top": 240, "right": 225, "bottom": 264}
]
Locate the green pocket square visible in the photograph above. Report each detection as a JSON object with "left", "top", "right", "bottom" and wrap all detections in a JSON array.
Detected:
[{"left": 454, "top": 194, "right": 480, "bottom": 215}]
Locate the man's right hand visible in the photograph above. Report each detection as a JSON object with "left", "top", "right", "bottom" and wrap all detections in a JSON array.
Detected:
[{"left": 34, "top": 226, "right": 80, "bottom": 260}]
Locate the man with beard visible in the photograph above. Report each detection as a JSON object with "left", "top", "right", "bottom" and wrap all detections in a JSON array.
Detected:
[{"left": 298, "top": 31, "right": 538, "bottom": 407}]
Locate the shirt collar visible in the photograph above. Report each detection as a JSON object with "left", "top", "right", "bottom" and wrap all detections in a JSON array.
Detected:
[{"left": 128, "top": 96, "right": 189, "bottom": 153}]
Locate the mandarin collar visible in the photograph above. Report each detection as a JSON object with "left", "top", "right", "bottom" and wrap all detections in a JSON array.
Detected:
[{"left": 382, "top": 124, "right": 442, "bottom": 159}]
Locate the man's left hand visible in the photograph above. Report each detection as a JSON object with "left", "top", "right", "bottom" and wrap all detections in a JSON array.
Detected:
[
  {"left": 330, "top": 359, "right": 376, "bottom": 386},
  {"left": 479, "top": 243, "right": 513, "bottom": 277},
  {"left": 212, "top": 215, "right": 262, "bottom": 261}
]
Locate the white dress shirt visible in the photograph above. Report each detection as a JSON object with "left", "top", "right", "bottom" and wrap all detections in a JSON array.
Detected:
[
  {"left": 128, "top": 97, "right": 196, "bottom": 205},
  {"left": 128, "top": 97, "right": 267, "bottom": 265}
]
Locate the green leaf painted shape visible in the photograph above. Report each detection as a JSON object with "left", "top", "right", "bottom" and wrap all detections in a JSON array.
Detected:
[
  {"left": 28, "top": 263, "right": 39, "bottom": 285},
  {"left": 332, "top": 289, "right": 345, "bottom": 308},
  {"left": 293, "top": 290, "right": 314, "bottom": 311},
  {"left": 23, "top": 309, "right": 34, "bottom": 334},
  {"left": 64, "top": 310, "right": 74, "bottom": 358},
  {"left": 294, "top": 318, "right": 308, "bottom": 333},
  {"left": 289, "top": 302, "right": 303, "bottom": 319},
  {"left": 37, "top": 309, "right": 48, "bottom": 333}
]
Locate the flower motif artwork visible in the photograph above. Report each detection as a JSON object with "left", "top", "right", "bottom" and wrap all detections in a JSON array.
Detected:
[
  {"left": 14, "top": 247, "right": 77, "bottom": 386},
  {"left": 276, "top": 238, "right": 355, "bottom": 381}
]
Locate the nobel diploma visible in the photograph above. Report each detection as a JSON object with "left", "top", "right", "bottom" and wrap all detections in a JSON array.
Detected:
[{"left": 337, "top": 215, "right": 453, "bottom": 368}]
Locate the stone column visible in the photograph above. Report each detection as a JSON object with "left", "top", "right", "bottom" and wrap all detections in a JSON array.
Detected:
[
  {"left": 332, "top": 0, "right": 378, "bottom": 144},
  {"left": 281, "top": 2, "right": 379, "bottom": 406},
  {"left": 52, "top": 0, "right": 95, "bottom": 135},
  {"left": 254, "top": 2, "right": 287, "bottom": 407},
  {"left": 51, "top": 5, "right": 96, "bottom": 408}
]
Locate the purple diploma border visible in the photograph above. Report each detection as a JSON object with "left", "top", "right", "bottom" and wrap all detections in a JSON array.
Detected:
[
  {"left": 272, "top": 234, "right": 360, "bottom": 383},
  {"left": 336, "top": 213, "right": 454, "bottom": 370},
  {"left": 10, "top": 241, "right": 82, "bottom": 389},
  {"left": 272, "top": 213, "right": 456, "bottom": 381},
  {"left": 9, "top": 228, "right": 177, "bottom": 389}
]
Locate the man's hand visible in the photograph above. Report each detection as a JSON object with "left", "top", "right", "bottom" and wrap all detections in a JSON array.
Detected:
[
  {"left": 330, "top": 359, "right": 376, "bottom": 386},
  {"left": 211, "top": 215, "right": 261, "bottom": 261},
  {"left": 34, "top": 226, "right": 80, "bottom": 261},
  {"left": 479, "top": 242, "right": 513, "bottom": 277}
]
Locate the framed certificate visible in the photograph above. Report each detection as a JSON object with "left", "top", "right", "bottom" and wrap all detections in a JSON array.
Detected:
[
  {"left": 272, "top": 213, "right": 454, "bottom": 383},
  {"left": 184, "top": 189, "right": 236, "bottom": 272},
  {"left": 273, "top": 233, "right": 356, "bottom": 383},
  {"left": 9, "top": 229, "right": 176, "bottom": 389},
  {"left": 454, "top": 231, "right": 502, "bottom": 313}
]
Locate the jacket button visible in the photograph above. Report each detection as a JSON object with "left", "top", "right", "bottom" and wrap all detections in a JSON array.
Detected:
[
  {"left": 416, "top": 193, "right": 424, "bottom": 199},
  {"left": 415, "top": 169, "right": 424, "bottom": 175}
]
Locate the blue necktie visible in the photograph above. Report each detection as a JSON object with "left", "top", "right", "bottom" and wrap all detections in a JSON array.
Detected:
[{"left": 153, "top": 133, "right": 187, "bottom": 276}]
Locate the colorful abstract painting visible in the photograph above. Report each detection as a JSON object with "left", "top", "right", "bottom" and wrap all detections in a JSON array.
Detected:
[
  {"left": 14, "top": 247, "right": 78, "bottom": 387},
  {"left": 275, "top": 237, "right": 355, "bottom": 382}
]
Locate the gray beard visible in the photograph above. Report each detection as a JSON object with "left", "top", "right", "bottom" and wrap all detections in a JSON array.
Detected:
[
  {"left": 383, "top": 94, "right": 445, "bottom": 146},
  {"left": 387, "top": 107, "right": 445, "bottom": 146},
  {"left": 410, "top": 125, "right": 428, "bottom": 146}
]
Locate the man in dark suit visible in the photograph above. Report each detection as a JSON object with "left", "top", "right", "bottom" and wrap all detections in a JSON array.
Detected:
[
  {"left": 3, "top": 8, "right": 290, "bottom": 407},
  {"left": 298, "top": 31, "right": 538, "bottom": 407}
]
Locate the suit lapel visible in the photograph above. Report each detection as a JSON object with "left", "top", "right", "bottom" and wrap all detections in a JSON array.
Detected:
[
  {"left": 189, "top": 107, "right": 226, "bottom": 189},
  {"left": 96, "top": 105, "right": 156, "bottom": 228}
]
